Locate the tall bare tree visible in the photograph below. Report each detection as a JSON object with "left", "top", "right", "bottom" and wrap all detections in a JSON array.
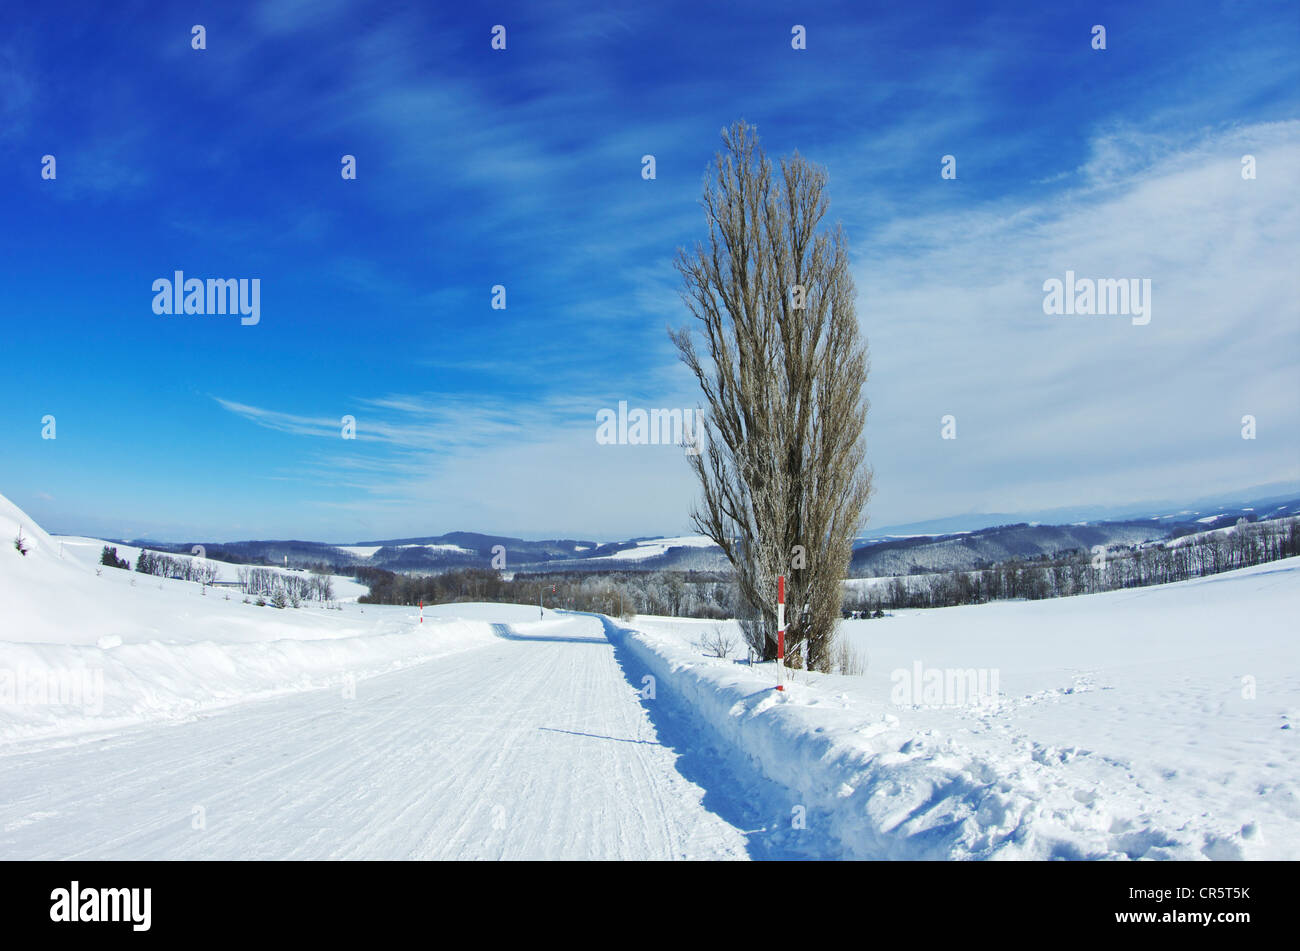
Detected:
[{"left": 671, "top": 121, "right": 872, "bottom": 672}]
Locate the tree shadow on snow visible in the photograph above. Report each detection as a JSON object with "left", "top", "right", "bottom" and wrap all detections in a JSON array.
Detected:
[{"left": 537, "top": 726, "right": 659, "bottom": 745}]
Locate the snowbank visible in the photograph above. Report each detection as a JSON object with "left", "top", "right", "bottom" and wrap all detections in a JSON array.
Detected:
[
  {"left": 0, "top": 493, "right": 506, "bottom": 743},
  {"left": 0, "top": 619, "right": 498, "bottom": 743},
  {"left": 609, "top": 619, "right": 1019, "bottom": 859}
]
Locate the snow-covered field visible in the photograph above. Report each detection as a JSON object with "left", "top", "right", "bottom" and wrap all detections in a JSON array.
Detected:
[
  {"left": 598, "top": 534, "right": 718, "bottom": 561},
  {"left": 2, "top": 489, "right": 1296, "bottom": 859},
  {"left": 336, "top": 542, "right": 474, "bottom": 560},
  {"left": 628, "top": 559, "right": 1300, "bottom": 859}
]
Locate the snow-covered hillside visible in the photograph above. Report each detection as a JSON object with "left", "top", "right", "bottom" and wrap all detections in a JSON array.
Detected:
[{"left": 603, "top": 535, "right": 719, "bottom": 561}]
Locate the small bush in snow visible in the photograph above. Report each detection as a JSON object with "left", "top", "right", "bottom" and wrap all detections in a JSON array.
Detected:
[
  {"left": 695, "top": 624, "right": 737, "bottom": 659},
  {"left": 13, "top": 529, "right": 29, "bottom": 556},
  {"left": 831, "top": 632, "right": 865, "bottom": 676}
]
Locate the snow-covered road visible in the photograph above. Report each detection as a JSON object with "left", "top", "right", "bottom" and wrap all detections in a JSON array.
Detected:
[{"left": 0, "top": 614, "right": 776, "bottom": 860}]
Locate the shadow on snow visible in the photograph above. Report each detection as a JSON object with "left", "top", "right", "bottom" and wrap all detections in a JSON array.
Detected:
[{"left": 569, "top": 611, "right": 837, "bottom": 860}]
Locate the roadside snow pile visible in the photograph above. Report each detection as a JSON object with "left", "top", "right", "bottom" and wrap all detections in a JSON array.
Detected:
[
  {"left": 611, "top": 619, "right": 1025, "bottom": 859},
  {"left": 620, "top": 559, "right": 1300, "bottom": 860},
  {"left": 0, "top": 492, "right": 501, "bottom": 743},
  {"left": 0, "top": 620, "right": 497, "bottom": 743}
]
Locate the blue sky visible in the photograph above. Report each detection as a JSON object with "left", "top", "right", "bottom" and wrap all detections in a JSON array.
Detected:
[{"left": 1, "top": 0, "right": 1297, "bottom": 542}]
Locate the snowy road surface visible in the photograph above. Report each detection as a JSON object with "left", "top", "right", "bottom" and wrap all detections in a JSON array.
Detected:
[{"left": 0, "top": 614, "right": 780, "bottom": 860}]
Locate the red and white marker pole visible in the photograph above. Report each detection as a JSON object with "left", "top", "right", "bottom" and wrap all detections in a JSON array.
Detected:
[
  {"left": 419, "top": 599, "right": 423, "bottom": 625},
  {"left": 776, "top": 575, "right": 786, "bottom": 691}
]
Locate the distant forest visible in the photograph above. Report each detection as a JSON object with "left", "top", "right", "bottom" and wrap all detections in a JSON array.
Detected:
[
  {"left": 356, "top": 566, "right": 736, "bottom": 620},
  {"left": 359, "top": 517, "right": 1300, "bottom": 620},
  {"left": 847, "top": 516, "right": 1300, "bottom": 613}
]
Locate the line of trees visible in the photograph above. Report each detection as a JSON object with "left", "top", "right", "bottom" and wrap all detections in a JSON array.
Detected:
[
  {"left": 235, "top": 567, "right": 334, "bottom": 604},
  {"left": 845, "top": 517, "right": 1300, "bottom": 612},
  {"left": 127, "top": 548, "right": 335, "bottom": 605},
  {"left": 357, "top": 567, "right": 737, "bottom": 620},
  {"left": 135, "top": 549, "right": 221, "bottom": 584}
]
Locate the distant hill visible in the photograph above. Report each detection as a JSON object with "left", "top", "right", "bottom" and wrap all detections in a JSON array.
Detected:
[{"left": 100, "top": 491, "right": 1300, "bottom": 579}]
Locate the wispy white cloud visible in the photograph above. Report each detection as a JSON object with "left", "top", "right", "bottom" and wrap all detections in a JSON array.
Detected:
[{"left": 856, "top": 120, "right": 1300, "bottom": 522}]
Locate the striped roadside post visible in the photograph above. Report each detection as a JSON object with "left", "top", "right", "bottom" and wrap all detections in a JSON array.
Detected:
[{"left": 776, "top": 575, "right": 785, "bottom": 691}]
